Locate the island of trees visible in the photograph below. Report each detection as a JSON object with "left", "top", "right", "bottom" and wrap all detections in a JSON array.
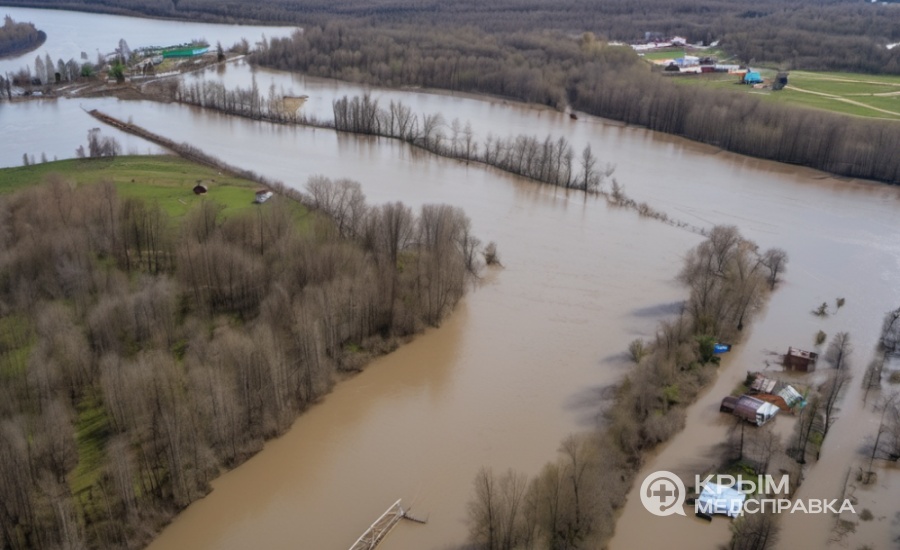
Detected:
[
  {"left": 0, "top": 16, "right": 45, "bottom": 59},
  {"left": 0, "top": 156, "right": 484, "bottom": 549}
]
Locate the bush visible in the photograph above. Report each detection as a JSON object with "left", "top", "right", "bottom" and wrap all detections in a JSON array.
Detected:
[
  {"left": 815, "top": 330, "right": 827, "bottom": 345},
  {"left": 628, "top": 338, "right": 647, "bottom": 363}
]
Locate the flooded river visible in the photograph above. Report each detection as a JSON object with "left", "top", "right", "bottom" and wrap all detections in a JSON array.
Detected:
[{"left": 2, "top": 10, "right": 900, "bottom": 549}]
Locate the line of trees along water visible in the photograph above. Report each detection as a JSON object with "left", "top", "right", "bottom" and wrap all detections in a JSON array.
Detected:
[
  {"left": 174, "top": 81, "right": 709, "bottom": 232},
  {"left": 173, "top": 78, "right": 614, "bottom": 194},
  {"left": 0, "top": 172, "right": 481, "bottom": 549},
  {"left": 251, "top": 24, "right": 900, "bottom": 184},
  {"left": 5, "top": 0, "right": 900, "bottom": 74},
  {"left": 465, "top": 226, "right": 786, "bottom": 550}
]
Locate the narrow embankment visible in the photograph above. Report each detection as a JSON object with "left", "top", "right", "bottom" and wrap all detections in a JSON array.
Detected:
[{"left": 85, "top": 108, "right": 291, "bottom": 196}]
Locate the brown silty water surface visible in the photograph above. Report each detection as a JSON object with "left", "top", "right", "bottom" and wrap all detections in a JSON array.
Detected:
[
  {"left": 127, "top": 75, "right": 900, "bottom": 549},
  {"left": 3, "top": 42, "right": 900, "bottom": 548}
]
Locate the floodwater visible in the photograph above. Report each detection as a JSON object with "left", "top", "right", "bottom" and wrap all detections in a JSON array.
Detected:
[
  {"left": 2, "top": 14, "right": 900, "bottom": 549},
  {"left": 0, "top": 6, "right": 296, "bottom": 76}
]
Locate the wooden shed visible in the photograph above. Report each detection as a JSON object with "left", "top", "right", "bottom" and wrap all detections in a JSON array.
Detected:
[
  {"left": 783, "top": 347, "right": 818, "bottom": 372},
  {"left": 747, "top": 373, "right": 805, "bottom": 412}
]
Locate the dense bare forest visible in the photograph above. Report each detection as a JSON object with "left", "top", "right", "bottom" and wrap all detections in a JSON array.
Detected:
[
  {"left": 0, "top": 16, "right": 44, "bottom": 58},
  {"left": 5, "top": 0, "right": 900, "bottom": 72},
  {"left": 0, "top": 172, "right": 481, "bottom": 549},
  {"left": 465, "top": 227, "right": 784, "bottom": 549}
]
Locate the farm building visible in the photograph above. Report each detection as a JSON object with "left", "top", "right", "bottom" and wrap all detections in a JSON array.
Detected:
[
  {"left": 742, "top": 71, "right": 763, "bottom": 85},
  {"left": 778, "top": 385, "right": 804, "bottom": 408},
  {"left": 674, "top": 55, "right": 700, "bottom": 67},
  {"left": 720, "top": 395, "right": 779, "bottom": 426},
  {"left": 784, "top": 347, "right": 818, "bottom": 372},
  {"left": 748, "top": 373, "right": 805, "bottom": 412},
  {"left": 162, "top": 46, "right": 210, "bottom": 58}
]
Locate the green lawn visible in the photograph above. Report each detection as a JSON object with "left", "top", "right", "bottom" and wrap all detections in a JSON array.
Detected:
[
  {"left": 789, "top": 70, "right": 900, "bottom": 86},
  {"left": 0, "top": 155, "right": 308, "bottom": 222},
  {"left": 668, "top": 68, "right": 900, "bottom": 120}
]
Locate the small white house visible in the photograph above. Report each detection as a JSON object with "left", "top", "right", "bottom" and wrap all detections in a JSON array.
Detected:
[
  {"left": 254, "top": 190, "right": 274, "bottom": 204},
  {"left": 696, "top": 483, "right": 746, "bottom": 518}
]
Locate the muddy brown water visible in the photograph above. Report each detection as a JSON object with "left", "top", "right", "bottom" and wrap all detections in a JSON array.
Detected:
[{"left": 3, "top": 40, "right": 900, "bottom": 549}]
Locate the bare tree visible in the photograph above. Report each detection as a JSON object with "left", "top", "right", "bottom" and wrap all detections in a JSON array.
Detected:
[
  {"left": 862, "top": 353, "right": 884, "bottom": 404},
  {"left": 820, "top": 369, "right": 850, "bottom": 438},
  {"left": 728, "top": 509, "right": 781, "bottom": 550},
  {"left": 577, "top": 144, "right": 601, "bottom": 192},
  {"left": 825, "top": 332, "right": 852, "bottom": 370},
  {"left": 306, "top": 176, "right": 367, "bottom": 239},
  {"left": 463, "top": 121, "right": 477, "bottom": 161},
  {"left": 882, "top": 306, "right": 900, "bottom": 353},
  {"left": 866, "top": 393, "right": 899, "bottom": 481},
  {"left": 750, "top": 424, "right": 782, "bottom": 475},
  {"left": 794, "top": 394, "right": 821, "bottom": 464},
  {"left": 468, "top": 467, "right": 528, "bottom": 550},
  {"left": 628, "top": 339, "right": 647, "bottom": 364}
]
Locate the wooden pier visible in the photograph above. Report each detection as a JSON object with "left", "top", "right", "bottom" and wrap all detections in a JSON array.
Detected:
[{"left": 348, "top": 499, "right": 427, "bottom": 550}]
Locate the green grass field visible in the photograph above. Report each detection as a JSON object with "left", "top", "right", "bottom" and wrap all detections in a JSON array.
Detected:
[
  {"left": 0, "top": 155, "right": 306, "bottom": 221},
  {"left": 667, "top": 68, "right": 900, "bottom": 120}
]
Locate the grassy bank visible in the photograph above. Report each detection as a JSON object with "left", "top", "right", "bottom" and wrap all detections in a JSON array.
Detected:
[
  {"left": 0, "top": 155, "right": 283, "bottom": 220},
  {"left": 672, "top": 69, "right": 900, "bottom": 120}
]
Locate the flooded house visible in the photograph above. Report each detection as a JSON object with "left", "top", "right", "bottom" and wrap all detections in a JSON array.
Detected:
[
  {"left": 695, "top": 482, "right": 746, "bottom": 519},
  {"left": 720, "top": 395, "right": 779, "bottom": 426},
  {"left": 783, "top": 347, "right": 818, "bottom": 372},
  {"left": 748, "top": 373, "right": 805, "bottom": 412}
]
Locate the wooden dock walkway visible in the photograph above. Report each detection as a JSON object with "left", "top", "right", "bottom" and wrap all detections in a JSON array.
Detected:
[{"left": 348, "top": 499, "right": 427, "bottom": 550}]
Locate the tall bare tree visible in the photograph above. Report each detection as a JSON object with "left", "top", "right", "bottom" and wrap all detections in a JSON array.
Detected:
[{"left": 825, "top": 332, "right": 852, "bottom": 370}]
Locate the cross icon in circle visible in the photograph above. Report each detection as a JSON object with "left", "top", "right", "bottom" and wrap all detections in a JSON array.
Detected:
[{"left": 652, "top": 482, "right": 676, "bottom": 501}]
